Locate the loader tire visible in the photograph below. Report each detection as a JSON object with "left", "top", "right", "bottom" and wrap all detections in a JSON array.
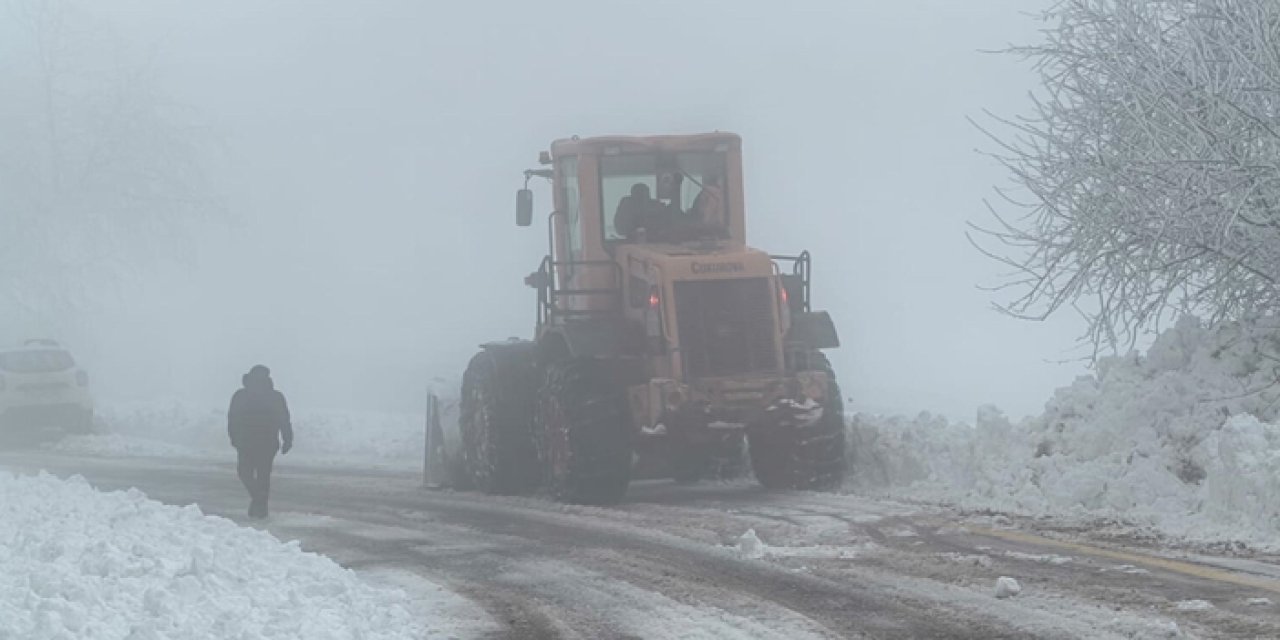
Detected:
[
  {"left": 459, "top": 349, "right": 539, "bottom": 495},
  {"left": 535, "top": 358, "right": 631, "bottom": 505},
  {"left": 748, "top": 352, "right": 846, "bottom": 491}
]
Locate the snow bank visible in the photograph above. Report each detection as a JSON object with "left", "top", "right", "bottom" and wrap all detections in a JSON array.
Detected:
[
  {"left": 87, "top": 400, "right": 433, "bottom": 468},
  {"left": 49, "top": 433, "right": 207, "bottom": 459},
  {"left": 0, "top": 470, "right": 431, "bottom": 638},
  {"left": 849, "top": 316, "right": 1280, "bottom": 550},
  {"left": 94, "top": 401, "right": 230, "bottom": 453}
]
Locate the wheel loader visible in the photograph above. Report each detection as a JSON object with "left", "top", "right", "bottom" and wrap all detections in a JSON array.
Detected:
[{"left": 432, "top": 132, "right": 845, "bottom": 504}]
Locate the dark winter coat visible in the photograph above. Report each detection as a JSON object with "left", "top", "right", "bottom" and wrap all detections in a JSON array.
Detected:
[
  {"left": 614, "top": 194, "right": 674, "bottom": 240},
  {"left": 228, "top": 372, "right": 293, "bottom": 454}
]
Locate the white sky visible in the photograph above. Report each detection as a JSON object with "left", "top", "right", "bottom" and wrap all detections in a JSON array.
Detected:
[{"left": 11, "top": 0, "right": 1093, "bottom": 420}]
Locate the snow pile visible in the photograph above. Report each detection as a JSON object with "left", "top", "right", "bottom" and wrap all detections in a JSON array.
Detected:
[
  {"left": 849, "top": 316, "right": 1280, "bottom": 549},
  {"left": 0, "top": 470, "right": 431, "bottom": 639},
  {"left": 736, "top": 529, "right": 767, "bottom": 559},
  {"left": 994, "top": 576, "right": 1022, "bottom": 599}
]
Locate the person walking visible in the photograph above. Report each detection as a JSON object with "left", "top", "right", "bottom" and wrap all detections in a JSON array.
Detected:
[{"left": 227, "top": 364, "right": 292, "bottom": 519}]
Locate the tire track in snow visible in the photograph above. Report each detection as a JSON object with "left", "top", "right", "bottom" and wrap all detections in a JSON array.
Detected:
[{"left": 970, "top": 525, "right": 1280, "bottom": 595}]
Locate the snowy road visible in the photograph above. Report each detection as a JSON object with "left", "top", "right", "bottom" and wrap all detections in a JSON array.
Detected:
[{"left": 5, "top": 451, "right": 1280, "bottom": 639}]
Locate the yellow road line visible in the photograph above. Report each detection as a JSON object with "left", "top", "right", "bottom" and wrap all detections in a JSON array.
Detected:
[{"left": 968, "top": 525, "right": 1280, "bottom": 594}]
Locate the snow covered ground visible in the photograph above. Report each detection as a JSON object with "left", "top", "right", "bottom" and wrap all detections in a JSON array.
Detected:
[
  {"left": 0, "top": 470, "right": 458, "bottom": 639},
  {"left": 850, "top": 316, "right": 1280, "bottom": 551}
]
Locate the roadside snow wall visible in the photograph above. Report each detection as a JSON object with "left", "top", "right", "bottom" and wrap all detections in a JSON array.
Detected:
[{"left": 848, "top": 316, "right": 1280, "bottom": 550}]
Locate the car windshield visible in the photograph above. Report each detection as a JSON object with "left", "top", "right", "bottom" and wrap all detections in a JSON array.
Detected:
[
  {"left": 0, "top": 350, "right": 75, "bottom": 373},
  {"left": 601, "top": 152, "right": 728, "bottom": 242}
]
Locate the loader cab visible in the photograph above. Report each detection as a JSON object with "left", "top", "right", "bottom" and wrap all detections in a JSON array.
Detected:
[{"left": 529, "top": 133, "right": 747, "bottom": 263}]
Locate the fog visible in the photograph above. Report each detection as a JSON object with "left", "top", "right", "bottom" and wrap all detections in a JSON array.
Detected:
[{"left": 3, "top": 0, "right": 1083, "bottom": 420}]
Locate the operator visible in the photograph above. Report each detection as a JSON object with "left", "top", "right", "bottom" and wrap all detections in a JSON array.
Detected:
[
  {"left": 690, "top": 173, "right": 725, "bottom": 229},
  {"left": 227, "top": 364, "right": 293, "bottom": 519},
  {"left": 613, "top": 182, "right": 673, "bottom": 241},
  {"left": 661, "top": 173, "right": 729, "bottom": 241}
]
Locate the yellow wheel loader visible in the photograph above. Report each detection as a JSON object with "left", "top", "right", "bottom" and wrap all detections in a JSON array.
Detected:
[{"left": 438, "top": 133, "right": 844, "bottom": 504}]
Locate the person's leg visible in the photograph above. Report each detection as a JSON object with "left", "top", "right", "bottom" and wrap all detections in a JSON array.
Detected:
[
  {"left": 237, "top": 448, "right": 256, "bottom": 498},
  {"left": 257, "top": 452, "right": 276, "bottom": 516},
  {"left": 238, "top": 448, "right": 263, "bottom": 517}
]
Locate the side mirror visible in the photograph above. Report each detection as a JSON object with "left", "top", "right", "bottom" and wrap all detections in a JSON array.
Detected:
[{"left": 516, "top": 189, "right": 534, "bottom": 227}]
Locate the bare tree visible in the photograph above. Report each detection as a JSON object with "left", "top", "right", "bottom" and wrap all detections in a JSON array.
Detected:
[
  {"left": 972, "top": 0, "right": 1280, "bottom": 353},
  {"left": 0, "top": 0, "right": 217, "bottom": 329}
]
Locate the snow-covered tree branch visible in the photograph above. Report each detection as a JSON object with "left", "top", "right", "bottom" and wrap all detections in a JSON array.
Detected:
[
  {"left": 0, "top": 0, "right": 218, "bottom": 329},
  {"left": 972, "top": 0, "right": 1280, "bottom": 353}
]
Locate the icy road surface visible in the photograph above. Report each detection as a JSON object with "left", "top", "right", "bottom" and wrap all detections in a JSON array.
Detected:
[{"left": 5, "top": 451, "right": 1280, "bottom": 639}]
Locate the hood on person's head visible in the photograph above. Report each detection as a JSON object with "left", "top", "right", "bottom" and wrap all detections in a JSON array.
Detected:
[{"left": 242, "top": 365, "right": 273, "bottom": 392}]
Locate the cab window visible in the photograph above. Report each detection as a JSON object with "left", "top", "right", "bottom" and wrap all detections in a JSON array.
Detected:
[
  {"left": 559, "top": 157, "right": 581, "bottom": 260},
  {"left": 600, "top": 152, "right": 728, "bottom": 243},
  {"left": 601, "top": 154, "right": 657, "bottom": 241}
]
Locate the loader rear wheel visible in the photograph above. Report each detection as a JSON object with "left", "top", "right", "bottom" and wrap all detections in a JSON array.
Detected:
[
  {"left": 459, "top": 349, "right": 539, "bottom": 495},
  {"left": 535, "top": 358, "right": 631, "bottom": 505},
  {"left": 748, "top": 352, "right": 846, "bottom": 491}
]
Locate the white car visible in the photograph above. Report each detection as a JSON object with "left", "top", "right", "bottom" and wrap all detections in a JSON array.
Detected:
[{"left": 0, "top": 339, "right": 94, "bottom": 434}]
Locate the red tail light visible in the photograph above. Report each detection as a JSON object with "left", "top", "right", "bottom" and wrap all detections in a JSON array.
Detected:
[
  {"left": 76, "top": 370, "right": 89, "bottom": 387},
  {"left": 645, "top": 285, "right": 665, "bottom": 345},
  {"left": 780, "top": 286, "right": 789, "bottom": 304}
]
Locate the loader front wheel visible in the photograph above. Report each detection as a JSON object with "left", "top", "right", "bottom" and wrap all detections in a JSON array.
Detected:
[
  {"left": 535, "top": 359, "right": 631, "bottom": 505},
  {"left": 748, "top": 353, "right": 846, "bottom": 491}
]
